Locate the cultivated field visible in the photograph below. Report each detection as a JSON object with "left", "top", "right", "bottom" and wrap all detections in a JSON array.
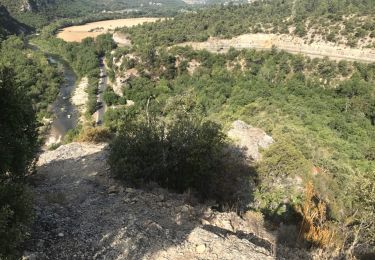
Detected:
[{"left": 57, "top": 18, "right": 162, "bottom": 42}]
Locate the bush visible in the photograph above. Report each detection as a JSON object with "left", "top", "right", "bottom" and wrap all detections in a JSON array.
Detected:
[
  {"left": 254, "top": 139, "right": 312, "bottom": 221},
  {"left": 77, "top": 127, "right": 112, "bottom": 143},
  {"left": 0, "top": 183, "right": 33, "bottom": 257},
  {"left": 109, "top": 118, "right": 253, "bottom": 203},
  {"left": 0, "top": 67, "right": 36, "bottom": 258}
]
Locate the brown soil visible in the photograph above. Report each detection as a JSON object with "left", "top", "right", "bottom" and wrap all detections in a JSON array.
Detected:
[{"left": 57, "top": 18, "right": 162, "bottom": 42}]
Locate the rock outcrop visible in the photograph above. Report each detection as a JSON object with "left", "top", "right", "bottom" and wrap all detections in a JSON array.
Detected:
[{"left": 228, "top": 120, "right": 274, "bottom": 161}]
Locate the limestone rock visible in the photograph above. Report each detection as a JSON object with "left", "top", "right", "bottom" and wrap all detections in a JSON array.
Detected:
[
  {"left": 228, "top": 120, "right": 273, "bottom": 161},
  {"left": 196, "top": 244, "right": 206, "bottom": 254}
]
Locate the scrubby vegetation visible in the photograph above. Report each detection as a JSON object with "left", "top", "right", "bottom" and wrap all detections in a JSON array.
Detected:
[
  {"left": 104, "top": 41, "right": 374, "bottom": 251},
  {"left": 32, "top": 33, "right": 116, "bottom": 118},
  {"left": 0, "top": 0, "right": 186, "bottom": 28},
  {"left": 0, "top": 0, "right": 374, "bottom": 256},
  {"left": 121, "top": 0, "right": 375, "bottom": 48},
  {"left": 109, "top": 118, "right": 253, "bottom": 204},
  {"left": 0, "top": 66, "right": 36, "bottom": 258},
  {"left": 0, "top": 36, "right": 61, "bottom": 121}
]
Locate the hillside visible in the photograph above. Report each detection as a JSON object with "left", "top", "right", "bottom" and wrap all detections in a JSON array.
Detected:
[
  {"left": 0, "top": 0, "right": 187, "bottom": 28},
  {"left": 122, "top": 0, "right": 375, "bottom": 48},
  {"left": 0, "top": 5, "right": 30, "bottom": 40},
  {"left": 24, "top": 142, "right": 313, "bottom": 259},
  {"left": 1, "top": 0, "right": 375, "bottom": 258}
]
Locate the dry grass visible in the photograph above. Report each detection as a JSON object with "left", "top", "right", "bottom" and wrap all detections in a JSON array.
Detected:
[
  {"left": 57, "top": 18, "right": 163, "bottom": 42},
  {"left": 297, "top": 182, "right": 335, "bottom": 248},
  {"left": 77, "top": 127, "right": 112, "bottom": 143}
]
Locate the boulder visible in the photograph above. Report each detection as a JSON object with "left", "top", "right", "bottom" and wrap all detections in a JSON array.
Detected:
[{"left": 228, "top": 120, "right": 273, "bottom": 161}]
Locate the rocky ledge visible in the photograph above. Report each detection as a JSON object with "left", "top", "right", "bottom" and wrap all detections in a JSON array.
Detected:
[{"left": 23, "top": 142, "right": 311, "bottom": 259}]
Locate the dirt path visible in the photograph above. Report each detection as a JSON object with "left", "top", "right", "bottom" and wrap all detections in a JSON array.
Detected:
[
  {"left": 177, "top": 33, "right": 375, "bottom": 63},
  {"left": 24, "top": 142, "right": 307, "bottom": 260}
]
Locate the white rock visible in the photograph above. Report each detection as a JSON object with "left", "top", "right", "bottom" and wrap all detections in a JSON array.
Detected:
[
  {"left": 196, "top": 244, "right": 206, "bottom": 254},
  {"left": 228, "top": 120, "right": 273, "bottom": 161}
]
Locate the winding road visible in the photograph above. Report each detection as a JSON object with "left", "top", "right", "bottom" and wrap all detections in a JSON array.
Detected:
[{"left": 96, "top": 57, "right": 108, "bottom": 126}]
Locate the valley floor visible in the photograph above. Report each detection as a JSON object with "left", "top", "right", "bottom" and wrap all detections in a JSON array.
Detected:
[{"left": 23, "top": 143, "right": 311, "bottom": 260}]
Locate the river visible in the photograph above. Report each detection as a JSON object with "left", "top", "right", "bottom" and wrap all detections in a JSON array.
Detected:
[{"left": 45, "top": 54, "right": 79, "bottom": 146}]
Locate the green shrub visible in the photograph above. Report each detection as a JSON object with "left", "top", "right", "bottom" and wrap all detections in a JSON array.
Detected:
[
  {"left": 109, "top": 118, "right": 253, "bottom": 203},
  {"left": 103, "top": 88, "right": 120, "bottom": 106},
  {"left": 254, "top": 139, "right": 312, "bottom": 221},
  {"left": 0, "top": 183, "right": 33, "bottom": 258},
  {"left": 0, "top": 67, "right": 36, "bottom": 258}
]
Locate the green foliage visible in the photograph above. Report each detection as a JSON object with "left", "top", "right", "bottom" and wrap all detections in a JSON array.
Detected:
[
  {"left": 0, "top": 66, "right": 36, "bottom": 258},
  {"left": 350, "top": 170, "right": 375, "bottom": 244},
  {"left": 32, "top": 30, "right": 117, "bottom": 117},
  {"left": 0, "top": 36, "right": 61, "bottom": 119},
  {"left": 121, "top": 0, "right": 374, "bottom": 49},
  {"left": 106, "top": 42, "right": 375, "bottom": 227},
  {"left": 63, "top": 125, "right": 82, "bottom": 143},
  {"left": 0, "top": 5, "right": 30, "bottom": 38},
  {"left": 254, "top": 139, "right": 312, "bottom": 221},
  {"left": 0, "top": 0, "right": 186, "bottom": 29},
  {"left": 77, "top": 127, "right": 112, "bottom": 143},
  {"left": 109, "top": 118, "right": 252, "bottom": 203},
  {"left": 258, "top": 139, "right": 312, "bottom": 179},
  {"left": 103, "top": 87, "right": 120, "bottom": 106}
]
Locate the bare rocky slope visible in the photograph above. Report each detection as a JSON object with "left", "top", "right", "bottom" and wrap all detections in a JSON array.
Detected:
[
  {"left": 23, "top": 142, "right": 316, "bottom": 259},
  {"left": 176, "top": 33, "right": 375, "bottom": 63}
]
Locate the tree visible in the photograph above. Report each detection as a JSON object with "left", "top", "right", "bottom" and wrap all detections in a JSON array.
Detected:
[
  {"left": 109, "top": 118, "right": 250, "bottom": 202},
  {"left": 0, "top": 67, "right": 36, "bottom": 258}
]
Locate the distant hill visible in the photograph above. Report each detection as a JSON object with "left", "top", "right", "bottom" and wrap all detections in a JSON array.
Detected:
[
  {"left": 0, "top": 0, "right": 187, "bottom": 28},
  {"left": 183, "top": 0, "right": 247, "bottom": 4},
  {"left": 0, "top": 5, "right": 30, "bottom": 40}
]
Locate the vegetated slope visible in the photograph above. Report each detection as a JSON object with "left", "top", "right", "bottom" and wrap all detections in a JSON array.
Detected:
[
  {"left": 103, "top": 20, "right": 375, "bottom": 252},
  {"left": 0, "top": 5, "right": 30, "bottom": 40},
  {"left": 122, "top": 0, "right": 375, "bottom": 48},
  {"left": 0, "top": 36, "right": 62, "bottom": 123},
  {"left": 183, "top": 0, "right": 247, "bottom": 4},
  {"left": 0, "top": 0, "right": 186, "bottom": 28}
]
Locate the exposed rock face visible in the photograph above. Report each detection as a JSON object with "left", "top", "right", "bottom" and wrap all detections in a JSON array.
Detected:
[
  {"left": 24, "top": 142, "right": 316, "bottom": 259},
  {"left": 20, "top": 0, "right": 33, "bottom": 12},
  {"left": 228, "top": 120, "right": 274, "bottom": 161},
  {"left": 177, "top": 33, "right": 375, "bottom": 63}
]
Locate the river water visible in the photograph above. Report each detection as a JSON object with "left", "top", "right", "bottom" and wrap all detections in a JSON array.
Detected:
[{"left": 45, "top": 54, "right": 79, "bottom": 146}]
